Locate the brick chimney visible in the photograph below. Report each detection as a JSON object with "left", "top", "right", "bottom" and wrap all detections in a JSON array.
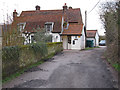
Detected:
[
  {"left": 63, "top": 3, "right": 67, "bottom": 11},
  {"left": 69, "top": 6, "right": 72, "bottom": 9},
  {"left": 13, "top": 9, "right": 17, "bottom": 20},
  {"left": 35, "top": 5, "right": 40, "bottom": 10}
]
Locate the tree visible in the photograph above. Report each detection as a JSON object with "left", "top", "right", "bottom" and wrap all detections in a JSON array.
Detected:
[
  {"left": 99, "top": 1, "right": 119, "bottom": 64},
  {"left": 2, "top": 24, "right": 24, "bottom": 47},
  {"left": 33, "top": 28, "right": 52, "bottom": 43}
]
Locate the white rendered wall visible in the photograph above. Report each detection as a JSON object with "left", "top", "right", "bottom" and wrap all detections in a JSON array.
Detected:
[
  {"left": 68, "top": 43, "right": 71, "bottom": 49},
  {"left": 71, "top": 27, "right": 85, "bottom": 50},
  {"left": 22, "top": 33, "right": 34, "bottom": 45},
  {"left": 62, "top": 26, "right": 86, "bottom": 50},
  {"left": 22, "top": 32, "right": 61, "bottom": 45},
  {"left": 62, "top": 36, "right": 68, "bottom": 49},
  {"left": 71, "top": 36, "right": 81, "bottom": 50},
  {"left": 95, "top": 32, "right": 99, "bottom": 46},
  {"left": 52, "top": 33, "right": 61, "bottom": 42},
  {"left": 80, "top": 27, "right": 86, "bottom": 49}
]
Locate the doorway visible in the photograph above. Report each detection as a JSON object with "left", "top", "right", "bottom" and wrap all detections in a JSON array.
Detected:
[{"left": 68, "top": 36, "right": 71, "bottom": 49}]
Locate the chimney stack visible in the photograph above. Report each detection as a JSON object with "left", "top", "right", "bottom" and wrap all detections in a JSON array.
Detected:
[
  {"left": 35, "top": 5, "right": 40, "bottom": 10},
  {"left": 63, "top": 3, "right": 67, "bottom": 11},
  {"left": 13, "top": 9, "right": 17, "bottom": 20},
  {"left": 69, "top": 6, "right": 72, "bottom": 9}
]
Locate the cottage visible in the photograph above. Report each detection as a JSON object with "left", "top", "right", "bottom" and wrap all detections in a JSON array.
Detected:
[
  {"left": 12, "top": 3, "right": 85, "bottom": 50},
  {"left": 86, "top": 30, "right": 99, "bottom": 47}
]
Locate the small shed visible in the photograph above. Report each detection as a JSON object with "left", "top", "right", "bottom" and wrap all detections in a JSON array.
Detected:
[{"left": 86, "top": 30, "right": 99, "bottom": 47}]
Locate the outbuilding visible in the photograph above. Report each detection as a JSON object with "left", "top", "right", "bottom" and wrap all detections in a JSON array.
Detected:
[{"left": 86, "top": 30, "right": 99, "bottom": 47}]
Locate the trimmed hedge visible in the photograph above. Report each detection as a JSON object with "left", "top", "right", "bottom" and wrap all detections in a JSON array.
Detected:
[{"left": 2, "top": 42, "right": 63, "bottom": 79}]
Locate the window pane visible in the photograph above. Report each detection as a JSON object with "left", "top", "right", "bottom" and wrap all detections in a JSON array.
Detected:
[{"left": 46, "top": 25, "right": 51, "bottom": 32}]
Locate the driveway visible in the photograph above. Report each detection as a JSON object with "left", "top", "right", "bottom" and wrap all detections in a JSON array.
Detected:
[{"left": 3, "top": 46, "right": 118, "bottom": 88}]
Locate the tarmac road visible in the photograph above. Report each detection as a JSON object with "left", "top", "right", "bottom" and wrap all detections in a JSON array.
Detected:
[{"left": 2, "top": 46, "right": 118, "bottom": 88}]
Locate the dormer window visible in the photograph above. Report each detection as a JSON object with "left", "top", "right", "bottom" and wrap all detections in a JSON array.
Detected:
[
  {"left": 63, "top": 22, "right": 69, "bottom": 29},
  {"left": 46, "top": 24, "right": 51, "bottom": 32},
  {"left": 17, "top": 22, "right": 26, "bottom": 31},
  {"left": 45, "top": 22, "right": 54, "bottom": 33}
]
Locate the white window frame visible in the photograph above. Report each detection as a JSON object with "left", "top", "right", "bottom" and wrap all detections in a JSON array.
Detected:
[
  {"left": 17, "top": 22, "right": 26, "bottom": 32},
  {"left": 45, "top": 22, "right": 54, "bottom": 33},
  {"left": 75, "top": 36, "right": 77, "bottom": 39}
]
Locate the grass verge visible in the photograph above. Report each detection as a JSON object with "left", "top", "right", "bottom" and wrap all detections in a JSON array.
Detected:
[
  {"left": 104, "top": 53, "right": 120, "bottom": 72},
  {"left": 112, "top": 63, "right": 120, "bottom": 72},
  {"left": 2, "top": 60, "right": 44, "bottom": 84},
  {"left": 84, "top": 46, "right": 100, "bottom": 50}
]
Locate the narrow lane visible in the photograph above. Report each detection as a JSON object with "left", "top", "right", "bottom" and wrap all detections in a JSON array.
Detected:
[{"left": 3, "top": 46, "right": 117, "bottom": 88}]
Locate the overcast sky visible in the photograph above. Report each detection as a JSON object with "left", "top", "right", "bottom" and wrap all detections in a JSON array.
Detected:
[{"left": 0, "top": 0, "right": 113, "bottom": 35}]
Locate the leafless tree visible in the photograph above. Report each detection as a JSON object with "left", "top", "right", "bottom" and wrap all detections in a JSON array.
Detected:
[{"left": 99, "top": 1, "right": 119, "bottom": 64}]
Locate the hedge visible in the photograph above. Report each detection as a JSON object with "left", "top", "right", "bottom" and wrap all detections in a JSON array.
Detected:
[{"left": 2, "top": 42, "right": 63, "bottom": 79}]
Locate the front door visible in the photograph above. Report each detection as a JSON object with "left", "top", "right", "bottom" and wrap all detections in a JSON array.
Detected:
[{"left": 68, "top": 36, "right": 71, "bottom": 49}]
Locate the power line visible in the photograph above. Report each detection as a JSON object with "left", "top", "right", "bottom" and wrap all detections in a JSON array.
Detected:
[{"left": 88, "top": 0, "right": 101, "bottom": 14}]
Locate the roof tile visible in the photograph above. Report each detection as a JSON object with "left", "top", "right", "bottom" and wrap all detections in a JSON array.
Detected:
[
  {"left": 13, "top": 8, "right": 83, "bottom": 34},
  {"left": 86, "top": 30, "right": 97, "bottom": 38}
]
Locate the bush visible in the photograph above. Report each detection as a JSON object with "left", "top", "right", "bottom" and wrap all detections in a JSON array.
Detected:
[
  {"left": 2, "top": 46, "right": 20, "bottom": 79},
  {"left": 30, "top": 43, "right": 48, "bottom": 57},
  {"left": 33, "top": 28, "right": 52, "bottom": 43},
  {"left": 2, "top": 42, "right": 63, "bottom": 80}
]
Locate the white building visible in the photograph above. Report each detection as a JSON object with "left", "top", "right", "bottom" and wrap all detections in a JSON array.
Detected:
[
  {"left": 86, "top": 30, "right": 99, "bottom": 47},
  {"left": 12, "top": 3, "right": 85, "bottom": 50},
  {"left": 61, "top": 24, "right": 85, "bottom": 50}
]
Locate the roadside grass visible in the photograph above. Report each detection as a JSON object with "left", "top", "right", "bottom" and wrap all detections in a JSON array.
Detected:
[
  {"left": 112, "top": 63, "right": 120, "bottom": 72},
  {"left": 84, "top": 46, "right": 100, "bottom": 50},
  {"left": 104, "top": 55, "right": 120, "bottom": 72},
  {"left": 2, "top": 53, "right": 55, "bottom": 84},
  {"left": 2, "top": 60, "right": 44, "bottom": 84}
]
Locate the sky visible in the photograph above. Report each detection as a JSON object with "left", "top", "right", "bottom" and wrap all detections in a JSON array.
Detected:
[{"left": 0, "top": 0, "right": 113, "bottom": 35}]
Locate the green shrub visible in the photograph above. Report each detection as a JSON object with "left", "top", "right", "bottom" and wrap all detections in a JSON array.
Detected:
[
  {"left": 113, "top": 63, "right": 120, "bottom": 71},
  {"left": 30, "top": 43, "right": 48, "bottom": 56},
  {"left": 2, "top": 46, "right": 20, "bottom": 61},
  {"left": 2, "top": 42, "right": 63, "bottom": 81},
  {"left": 33, "top": 28, "right": 52, "bottom": 43},
  {"left": 2, "top": 46, "right": 20, "bottom": 79}
]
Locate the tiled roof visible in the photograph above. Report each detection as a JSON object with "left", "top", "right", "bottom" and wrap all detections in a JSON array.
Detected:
[
  {"left": 62, "top": 23, "right": 83, "bottom": 35},
  {"left": 20, "top": 8, "right": 82, "bottom": 23},
  {"left": 13, "top": 7, "right": 83, "bottom": 34},
  {"left": 16, "top": 14, "right": 62, "bottom": 33},
  {"left": 86, "top": 30, "right": 97, "bottom": 38}
]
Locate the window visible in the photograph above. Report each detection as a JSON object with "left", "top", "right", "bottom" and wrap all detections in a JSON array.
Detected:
[
  {"left": 63, "top": 22, "right": 69, "bottom": 29},
  {"left": 45, "top": 22, "right": 54, "bottom": 32},
  {"left": 56, "top": 36, "right": 58, "bottom": 39},
  {"left": 31, "top": 36, "right": 34, "bottom": 43},
  {"left": 68, "top": 36, "right": 71, "bottom": 44},
  {"left": 75, "top": 36, "right": 77, "bottom": 39},
  {"left": 19, "top": 24, "right": 24, "bottom": 31},
  {"left": 17, "top": 23, "right": 26, "bottom": 32},
  {"left": 46, "top": 24, "right": 51, "bottom": 32},
  {"left": 73, "top": 40, "right": 75, "bottom": 45}
]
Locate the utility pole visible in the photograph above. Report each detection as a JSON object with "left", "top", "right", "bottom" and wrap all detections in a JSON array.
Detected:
[
  {"left": 84, "top": 10, "right": 87, "bottom": 47},
  {"left": 85, "top": 10, "right": 87, "bottom": 30}
]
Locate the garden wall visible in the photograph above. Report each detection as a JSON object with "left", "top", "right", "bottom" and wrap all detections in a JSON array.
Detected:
[{"left": 2, "top": 42, "right": 63, "bottom": 79}]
